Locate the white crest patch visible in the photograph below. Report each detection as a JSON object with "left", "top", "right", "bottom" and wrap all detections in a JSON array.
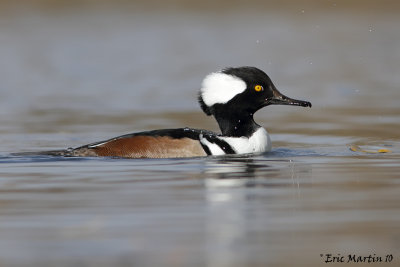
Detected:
[{"left": 200, "top": 72, "right": 247, "bottom": 107}]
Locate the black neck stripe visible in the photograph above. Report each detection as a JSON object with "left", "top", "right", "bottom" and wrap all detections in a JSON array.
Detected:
[
  {"left": 201, "top": 135, "right": 236, "bottom": 154},
  {"left": 200, "top": 143, "right": 212, "bottom": 155}
]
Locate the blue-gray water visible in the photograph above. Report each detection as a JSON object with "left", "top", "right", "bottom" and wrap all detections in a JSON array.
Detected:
[{"left": 0, "top": 1, "right": 399, "bottom": 266}]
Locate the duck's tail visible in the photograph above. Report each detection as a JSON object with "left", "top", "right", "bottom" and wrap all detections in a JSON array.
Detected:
[{"left": 11, "top": 149, "right": 74, "bottom": 157}]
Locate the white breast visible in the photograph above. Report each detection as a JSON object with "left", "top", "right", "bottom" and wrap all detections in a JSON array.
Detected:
[
  {"left": 199, "top": 128, "right": 271, "bottom": 156},
  {"left": 220, "top": 127, "right": 271, "bottom": 155}
]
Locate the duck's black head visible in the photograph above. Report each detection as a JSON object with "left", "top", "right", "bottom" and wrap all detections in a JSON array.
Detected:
[
  {"left": 198, "top": 66, "right": 312, "bottom": 136},
  {"left": 199, "top": 66, "right": 311, "bottom": 116}
]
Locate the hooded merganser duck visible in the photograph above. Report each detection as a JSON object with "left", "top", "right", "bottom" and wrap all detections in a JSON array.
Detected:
[{"left": 47, "top": 66, "right": 311, "bottom": 158}]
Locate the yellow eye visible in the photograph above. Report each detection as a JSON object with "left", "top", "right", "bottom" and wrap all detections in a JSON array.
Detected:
[{"left": 254, "top": 85, "right": 263, "bottom": 92}]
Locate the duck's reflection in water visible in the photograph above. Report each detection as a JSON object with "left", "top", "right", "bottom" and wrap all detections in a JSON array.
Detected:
[{"left": 202, "top": 156, "right": 311, "bottom": 267}]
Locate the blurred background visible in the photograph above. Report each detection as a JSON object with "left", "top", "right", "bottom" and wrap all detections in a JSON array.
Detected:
[
  {"left": 1, "top": 0, "right": 399, "bottom": 150},
  {"left": 0, "top": 1, "right": 399, "bottom": 267}
]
